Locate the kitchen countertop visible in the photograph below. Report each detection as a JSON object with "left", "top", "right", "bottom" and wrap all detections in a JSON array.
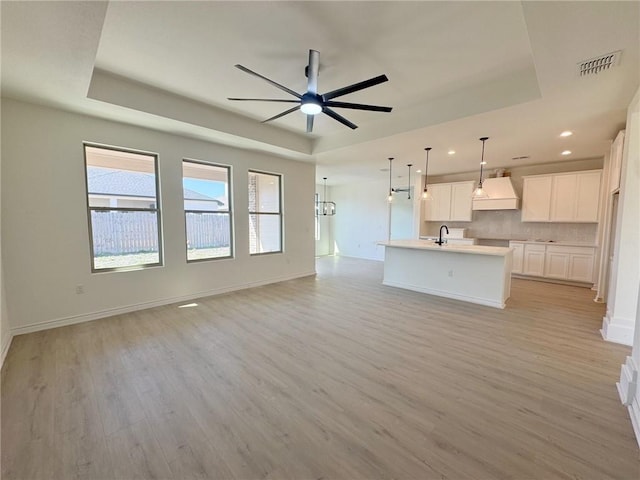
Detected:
[{"left": 379, "top": 239, "right": 511, "bottom": 256}]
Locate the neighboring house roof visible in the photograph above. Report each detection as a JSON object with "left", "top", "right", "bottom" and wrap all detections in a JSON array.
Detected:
[{"left": 87, "top": 166, "right": 222, "bottom": 203}]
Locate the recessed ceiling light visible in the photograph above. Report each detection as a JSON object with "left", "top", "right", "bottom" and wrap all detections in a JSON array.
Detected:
[
  {"left": 416, "top": 169, "right": 422, "bottom": 173},
  {"left": 448, "top": 150, "right": 455, "bottom": 155},
  {"left": 480, "top": 161, "right": 487, "bottom": 165},
  {"left": 561, "top": 150, "right": 572, "bottom": 155},
  {"left": 560, "top": 131, "right": 573, "bottom": 137}
]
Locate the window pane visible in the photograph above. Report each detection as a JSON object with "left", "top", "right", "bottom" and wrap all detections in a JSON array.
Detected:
[
  {"left": 90, "top": 210, "right": 160, "bottom": 269},
  {"left": 84, "top": 144, "right": 162, "bottom": 272},
  {"left": 249, "top": 214, "right": 281, "bottom": 254},
  {"left": 186, "top": 212, "right": 231, "bottom": 261},
  {"left": 182, "top": 161, "right": 229, "bottom": 212},
  {"left": 85, "top": 146, "right": 157, "bottom": 207},
  {"left": 248, "top": 171, "right": 280, "bottom": 213}
]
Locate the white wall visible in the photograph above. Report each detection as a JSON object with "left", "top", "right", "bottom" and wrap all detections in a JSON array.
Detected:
[
  {"left": 331, "top": 178, "right": 392, "bottom": 261},
  {"left": 613, "top": 85, "right": 640, "bottom": 447},
  {"left": 1, "top": 99, "right": 316, "bottom": 334},
  {"left": 0, "top": 96, "right": 11, "bottom": 365},
  {"left": 603, "top": 85, "right": 640, "bottom": 346}
]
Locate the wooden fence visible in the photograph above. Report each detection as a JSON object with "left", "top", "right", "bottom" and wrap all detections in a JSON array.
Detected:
[{"left": 91, "top": 210, "right": 230, "bottom": 255}]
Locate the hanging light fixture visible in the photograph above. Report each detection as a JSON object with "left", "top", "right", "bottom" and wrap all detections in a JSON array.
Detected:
[
  {"left": 473, "top": 137, "right": 490, "bottom": 198},
  {"left": 393, "top": 164, "right": 413, "bottom": 199},
  {"left": 422, "top": 147, "right": 432, "bottom": 200},
  {"left": 387, "top": 157, "right": 394, "bottom": 202},
  {"left": 316, "top": 177, "right": 336, "bottom": 215}
]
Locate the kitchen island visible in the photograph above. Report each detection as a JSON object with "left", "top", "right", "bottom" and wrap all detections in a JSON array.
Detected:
[{"left": 379, "top": 240, "right": 513, "bottom": 309}]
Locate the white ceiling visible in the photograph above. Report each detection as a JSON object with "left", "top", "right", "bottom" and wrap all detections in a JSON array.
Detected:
[{"left": 2, "top": 1, "right": 638, "bottom": 185}]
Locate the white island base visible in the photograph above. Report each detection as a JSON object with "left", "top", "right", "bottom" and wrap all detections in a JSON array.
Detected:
[{"left": 380, "top": 240, "right": 513, "bottom": 309}]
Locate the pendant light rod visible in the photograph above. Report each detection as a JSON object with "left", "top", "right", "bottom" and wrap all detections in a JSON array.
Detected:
[
  {"left": 478, "top": 137, "right": 488, "bottom": 187},
  {"left": 388, "top": 157, "right": 394, "bottom": 202},
  {"left": 473, "top": 136, "right": 490, "bottom": 199},
  {"left": 422, "top": 147, "right": 431, "bottom": 199},
  {"left": 323, "top": 177, "right": 328, "bottom": 202},
  {"left": 406, "top": 164, "right": 412, "bottom": 199}
]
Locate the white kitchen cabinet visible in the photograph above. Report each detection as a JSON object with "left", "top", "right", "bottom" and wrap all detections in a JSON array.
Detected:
[
  {"left": 574, "top": 171, "right": 601, "bottom": 222},
  {"left": 450, "top": 182, "right": 474, "bottom": 221},
  {"left": 522, "top": 176, "right": 552, "bottom": 222},
  {"left": 510, "top": 242, "right": 524, "bottom": 274},
  {"left": 522, "top": 170, "right": 601, "bottom": 223},
  {"left": 545, "top": 245, "right": 595, "bottom": 282},
  {"left": 423, "top": 181, "right": 474, "bottom": 222},
  {"left": 511, "top": 242, "right": 596, "bottom": 284},
  {"left": 544, "top": 248, "right": 570, "bottom": 279},
  {"left": 523, "top": 244, "right": 546, "bottom": 276}
]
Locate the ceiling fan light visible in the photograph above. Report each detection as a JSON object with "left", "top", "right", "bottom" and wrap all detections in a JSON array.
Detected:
[{"left": 301, "top": 102, "right": 322, "bottom": 115}]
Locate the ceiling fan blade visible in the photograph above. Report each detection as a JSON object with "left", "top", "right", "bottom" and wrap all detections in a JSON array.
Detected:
[
  {"left": 324, "top": 101, "right": 392, "bottom": 112},
  {"left": 306, "top": 114, "right": 314, "bottom": 133},
  {"left": 261, "top": 105, "right": 300, "bottom": 123},
  {"left": 235, "top": 64, "right": 302, "bottom": 99},
  {"left": 306, "top": 50, "right": 320, "bottom": 94},
  {"left": 322, "top": 107, "right": 357, "bottom": 130},
  {"left": 322, "top": 74, "right": 389, "bottom": 101},
  {"left": 228, "top": 98, "right": 300, "bottom": 103}
]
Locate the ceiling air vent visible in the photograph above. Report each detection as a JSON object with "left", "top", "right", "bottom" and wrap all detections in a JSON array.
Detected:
[{"left": 578, "top": 51, "right": 621, "bottom": 76}]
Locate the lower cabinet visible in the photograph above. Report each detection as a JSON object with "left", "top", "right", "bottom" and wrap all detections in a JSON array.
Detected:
[
  {"left": 523, "top": 244, "right": 546, "bottom": 277},
  {"left": 509, "top": 241, "right": 595, "bottom": 283},
  {"left": 511, "top": 243, "right": 524, "bottom": 274}
]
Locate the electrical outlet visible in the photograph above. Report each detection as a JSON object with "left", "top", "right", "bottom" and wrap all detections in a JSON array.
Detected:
[
  {"left": 75, "top": 285, "right": 84, "bottom": 294},
  {"left": 448, "top": 270, "right": 454, "bottom": 277}
]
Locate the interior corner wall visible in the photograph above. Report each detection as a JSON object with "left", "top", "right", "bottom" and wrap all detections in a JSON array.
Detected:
[
  {"left": 1, "top": 98, "right": 316, "bottom": 335},
  {"left": 0, "top": 101, "right": 11, "bottom": 365},
  {"left": 331, "top": 178, "right": 389, "bottom": 261},
  {"left": 603, "top": 85, "right": 640, "bottom": 346}
]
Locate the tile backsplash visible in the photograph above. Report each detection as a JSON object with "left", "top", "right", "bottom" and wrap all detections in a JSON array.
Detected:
[{"left": 425, "top": 210, "right": 598, "bottom": 243}]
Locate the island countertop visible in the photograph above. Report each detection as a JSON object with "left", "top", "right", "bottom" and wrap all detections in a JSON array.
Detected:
[{"left": 379, "top": 239, "right": 512, "bottom": 257}]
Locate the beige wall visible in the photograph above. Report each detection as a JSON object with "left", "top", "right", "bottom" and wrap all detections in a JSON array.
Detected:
[
  {"left": 1, "top": 99, "right": 316, "bottom": 334},
  {"left": 422, "top": 158, "right": 603, "bottom": 242}
]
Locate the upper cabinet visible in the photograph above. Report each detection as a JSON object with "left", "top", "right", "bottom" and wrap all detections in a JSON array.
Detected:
[
  {"left": 423, "top": 181, "right": 474, "bottom": 222},
  {"left": 522, "top": 170, "right": 602, "bottom": 223}
]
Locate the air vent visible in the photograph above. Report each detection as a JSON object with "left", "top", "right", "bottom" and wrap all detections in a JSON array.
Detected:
[
  {"left": 511, "top": 155, "right": 530, "bottom": 160},
  {"left": 578, "top": 51, "right": 621, "bottom": 76}
]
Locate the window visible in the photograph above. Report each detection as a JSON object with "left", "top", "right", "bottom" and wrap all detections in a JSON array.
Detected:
[
  {"left": 248, "top": 170, "right": 282, "bottom": 254},
  {"left": 182, "top": 160, "right": 232, "bottom": 261},
  {"left": 84, "top": 144, "right": 162, "bottom": 271}
]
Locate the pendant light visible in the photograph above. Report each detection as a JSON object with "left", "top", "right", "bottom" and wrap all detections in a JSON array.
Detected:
[
  {"left": 422, "top": 147, "right": 432, "bottom": 200},
  {"left": 473, "top": 137, "right": 489, "bottom": 199},
  {"left": 387, "top": 157, "right": 394, "bottom": 202},
  {"left": 317, "top": 177, "right": 336, "bottom": 216}
]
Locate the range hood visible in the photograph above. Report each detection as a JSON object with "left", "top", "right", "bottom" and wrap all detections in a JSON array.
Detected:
[{"left": 472, "top": 177, "right": 520, "bottom": 210}]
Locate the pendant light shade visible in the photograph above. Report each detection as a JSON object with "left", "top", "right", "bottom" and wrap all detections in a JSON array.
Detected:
[
  {"left": 473, "top": 137, "right": 489, "bottom": 199},
  {"left": 422, "top": 147, "right": 432, "bottom": 200}
]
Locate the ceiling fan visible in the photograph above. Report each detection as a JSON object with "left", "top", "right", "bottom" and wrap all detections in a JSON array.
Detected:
[{"left": 228, "top": 50, "right": 392, "bottom": 133}]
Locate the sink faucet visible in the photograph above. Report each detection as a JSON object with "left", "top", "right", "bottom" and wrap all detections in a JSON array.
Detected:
[{"left": 435, "top": 225, "right": 449, "bottom": 245}]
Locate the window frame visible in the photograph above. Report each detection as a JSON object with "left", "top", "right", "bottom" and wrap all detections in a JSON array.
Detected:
[
  {"left": 248, "top": 169, "right": 283, "bottom": 256},
  {"left": 83, "top": 142, "right": 163, "bottom": 273},
  {"left": 182, "top": 158, "right": 234, "bottom": 263}
]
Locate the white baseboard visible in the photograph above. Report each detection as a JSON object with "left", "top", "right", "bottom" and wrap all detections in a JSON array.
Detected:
[
  {"left": 629, "top": 397, "right": 640, "bottom": 449},
  {"left": 1, "top": 332, "right": 14, "bottom": 369},
  {"left": 617, "top": 356, "right": 640, "bottom": 449},
  {"left": 601, "top": 314, "right": 635, "bottom": 346},
  {"left": 10, "top": 271, "right": 316, "bottom": 337},
  {"left": 382, "top": 280, "right": 506, "bottom": 309}
]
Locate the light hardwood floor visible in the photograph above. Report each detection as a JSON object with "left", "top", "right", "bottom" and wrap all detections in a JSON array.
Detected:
[{"left": 2, "top": 256, "right": 639, "bottom": 479}]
